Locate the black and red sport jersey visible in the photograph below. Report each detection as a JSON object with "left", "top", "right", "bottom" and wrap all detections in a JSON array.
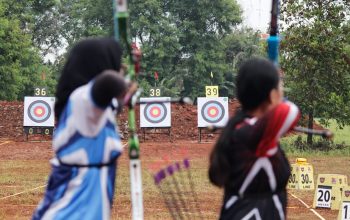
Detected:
[{"left": 219, "top": 101, "right": 300, "bottom": 220}]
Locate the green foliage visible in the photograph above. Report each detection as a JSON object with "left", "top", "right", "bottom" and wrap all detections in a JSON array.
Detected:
[
  {"left": 281, "top": 120, "right": 350, "bottom": 155},
  {"left": 280, "top": 0, "right": 350, "bottom": 143},
  {"left": 0, "top": 0, "right": 266, "bottom": 100},
  {"left": 0, "top": 0, "right": 57, "bottom": 100},
  {"left": 221, "top": 28, "right": 265, "bottom": 96},
  {"left": 130, "top": 1, "right": 236, "bottom": 98}
]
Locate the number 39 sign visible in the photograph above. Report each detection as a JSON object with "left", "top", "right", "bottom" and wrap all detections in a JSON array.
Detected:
[{"left": 205, "top": 86, "right": 219, "bottom": 97}]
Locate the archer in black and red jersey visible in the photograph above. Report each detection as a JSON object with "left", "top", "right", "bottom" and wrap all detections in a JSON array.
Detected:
[{"left": 209, "top": 58, "right": 300, "bottom": 220}]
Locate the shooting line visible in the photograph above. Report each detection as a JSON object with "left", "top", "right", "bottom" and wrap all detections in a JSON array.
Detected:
[
  {"left": 0, "top": 141, "right": 13, "bottom": 146},
  {"left": 0, "top": 143, "right": 128, "bottom": 201},
  {"left": 289, "top": 193, "right": 326, "bottom": 220},
  {"left": 0, "top": 185, "right": 47, "bottom": 201}
]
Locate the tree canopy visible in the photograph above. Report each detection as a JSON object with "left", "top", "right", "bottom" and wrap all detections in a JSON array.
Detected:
[
  {"left": 280, "top": 0, "right": 350, "bottom": 143},
  {"left": 0, "top": 0, "right": 56, "bottom": 100}
]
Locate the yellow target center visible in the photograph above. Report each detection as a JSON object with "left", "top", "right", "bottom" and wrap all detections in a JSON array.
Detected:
[
  {"left": 36, "top": 109, "right": 43, "bottom": 115},
  {"left": 209, "top": 109, "right": 217, "bottom": 116},
  {"left": 152, "top": 109, "right": 159, "bottom": 116}
]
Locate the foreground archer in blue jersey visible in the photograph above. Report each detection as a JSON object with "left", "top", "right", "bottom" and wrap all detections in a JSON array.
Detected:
[
  {"left": 32, "top": 38, "right": 128, "bottom": 220},
  {"left": 209, "top": 58, "right": 300, "bottom": 220}
]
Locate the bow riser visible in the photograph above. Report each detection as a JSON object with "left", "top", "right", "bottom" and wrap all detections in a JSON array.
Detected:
[{"left": 113, "top": 0, "right": 144, "bottom": 219}]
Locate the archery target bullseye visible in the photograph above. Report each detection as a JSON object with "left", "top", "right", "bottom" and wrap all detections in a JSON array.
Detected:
[
  {"left": 144, "top": 103, "right": 167, "bottom": 123},
  {"left": 198, "top": 97, "right": 229, "bottom": 128},
  {"left": 28, "top": 100, "right": 51, "bottom": 123},
  {"left": 140, "top": 97, "right": 171, "bottom": 127},
  {"left": 23, "top": 96, "right": 55, "bottom": 127}
]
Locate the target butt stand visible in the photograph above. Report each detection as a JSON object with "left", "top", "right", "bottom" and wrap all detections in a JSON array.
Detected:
[
  {"left": 23, "top": 126, "right": 54, "bottom": 141},
  {"left": 23, "top": 89, "right": 55, "bottom": 142},
  {"left": 197, "top": 97, "right": 229, "bottom": 143},
  {"left": 141, "top": 127, "right": 171, "bottom": 142},
  {"left": 140, "top": 97, "right": 172, "bottom": 142}
]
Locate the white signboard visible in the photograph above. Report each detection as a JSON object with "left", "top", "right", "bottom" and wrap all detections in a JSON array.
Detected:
[
  {"left": 140, "top": 97, "right": 171, "bottom": 128},
  {"left": 23, "top": 96, "right": 55, "bottom": 127},
  {"left": 315, "top": 185, "right": 332, "bottom": 208},
  {"left": 197, "top": 97, "right": 229, "bottom": 128}
]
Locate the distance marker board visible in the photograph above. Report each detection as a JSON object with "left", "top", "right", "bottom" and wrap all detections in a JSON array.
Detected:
[
  {"left": 287, "top": 158, "right": 314, "bottom": 190},
  {"left": 338, "top": 186, "right": 350, "bottom": 220},
  {"left": 140, "top": 97, "right": 171, "bottom": 128},
  {"left": 197, "top": 97, "right": 229, "bottom": 128},
  {"left": 23, "top": 96, "right": 55, "bottom": 127}
]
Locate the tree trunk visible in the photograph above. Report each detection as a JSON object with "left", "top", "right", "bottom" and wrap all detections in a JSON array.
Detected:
[{"left": 307, "top": 110, "right": 314, "bottom": 145}]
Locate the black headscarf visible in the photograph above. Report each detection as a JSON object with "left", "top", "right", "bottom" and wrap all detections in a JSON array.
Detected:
[{"left": 55, "top": 38, "right": 122, "bottom": 119}]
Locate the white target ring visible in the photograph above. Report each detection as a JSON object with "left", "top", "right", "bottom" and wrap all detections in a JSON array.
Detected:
[
  {"left": 23, "top": 96, "right": 55, "bottom": 127},
  {"left": 144, "top": 103, "right": 167, "bottom": 124},
  {"left": 197, "top": 97, "right": 229, "bottom": 128},
  {"left": 140, "top": 97, "right": 171, "bottom": 127},
  {"left": 201, "top": 101, "right": 225, "bottom": 123},
  {"left": 27, "top": 100, "right": 51, "bottom": 123}
]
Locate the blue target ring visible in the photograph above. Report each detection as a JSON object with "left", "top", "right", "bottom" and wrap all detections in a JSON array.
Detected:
[
  {"left": 27, "top": 100, "right": 51, "bottom": 123},
  {"left": 201, "top": 101, "right": 225, "bottom": 123},
  {"left": 144, "top": 103, "right": 167, "bottom": 124}
]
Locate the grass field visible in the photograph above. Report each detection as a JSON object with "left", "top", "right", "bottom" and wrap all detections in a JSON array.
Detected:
[
  {"left": 1, "top": 124, "right": 350, "bottom": 220},
  {"left": 281, "top": 120, "right": 350, "bottom": 156}
]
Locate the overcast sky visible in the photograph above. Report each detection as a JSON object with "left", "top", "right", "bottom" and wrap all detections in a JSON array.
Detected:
[{"left": 236, "top": 0, "right": 272, "bottom": 32}]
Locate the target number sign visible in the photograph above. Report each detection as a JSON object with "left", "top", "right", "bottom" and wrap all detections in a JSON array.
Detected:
[
  {"left": 140, "top": 97, "right": 171, "bottom": 127},
  {"left": 197, "top": 97, "right": 229, "bottom": 128},
  {"left": 23, "top": 96, "right": 55, "bottom": 127},
  {"left": 149, "top": 88, "right": 162, "bottom": 97},
  {"left": 205, "top": 86, "right": 219, "bottom": 97},
  {"left": 341, "top": 202, "right": 350, "bottom": 220},
  {"left": 34, "top": 87, "right": 47, "bottom": 96},
  {"left": 315, "top": 185, "right": 332, "bottom": 208}
]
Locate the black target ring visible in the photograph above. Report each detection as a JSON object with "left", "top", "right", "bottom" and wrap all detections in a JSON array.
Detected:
[
  {"left": 201, "top": 100, "right": 225, "bottom": 123},
  {"left": 144, "top": 103, "right": 167, "bottom": 123},
  {"left": 27, "top": 100, "right": 51, "bottom": 123}
]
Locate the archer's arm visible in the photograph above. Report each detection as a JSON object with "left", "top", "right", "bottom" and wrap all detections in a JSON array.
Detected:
[{"left": 254, "top": 101, "right": 300, "bottom": 157}]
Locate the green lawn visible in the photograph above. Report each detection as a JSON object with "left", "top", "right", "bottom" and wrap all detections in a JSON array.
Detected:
[{"left": 281, "top": 119, "right": 350, "bottom": 156}]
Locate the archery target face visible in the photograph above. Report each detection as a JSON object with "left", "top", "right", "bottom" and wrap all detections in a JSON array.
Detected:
[
  {"left": 23, "top": 96, "right": 55, "bottom": 127},
  {"left": 197, "top": 97, "right": 229, "bottom": 128},
  {"left": 140, "top": 97, "right": 171, "bottom": 127}
]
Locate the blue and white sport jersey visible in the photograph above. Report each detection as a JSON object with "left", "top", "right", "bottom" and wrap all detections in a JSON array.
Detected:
[{"left": 33, "top": 82, "right": 123, "bottom": 220}]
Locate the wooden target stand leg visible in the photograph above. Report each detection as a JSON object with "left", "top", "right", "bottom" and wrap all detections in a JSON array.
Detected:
[
  {"left": 198, "top": 127, "right": 221, "bottom": 143},
  {"left": 141, "top": 127, "right": 171, "bottom": 142},
  {"left": 198, "top": 127, "right": 202, "bottom": 143}
]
